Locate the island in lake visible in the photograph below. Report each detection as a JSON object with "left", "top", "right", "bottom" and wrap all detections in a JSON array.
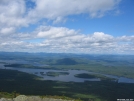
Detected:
[
  {"left": 46, "top": 71, "right": 69, "bottom": 77},
  {"left": 75, "top": 73, "right": 117, "bottom": 81}
]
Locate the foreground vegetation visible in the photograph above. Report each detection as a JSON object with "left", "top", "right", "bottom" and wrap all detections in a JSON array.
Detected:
[{"left": 0, "top": 69, "right": 134, "bottom": 101}]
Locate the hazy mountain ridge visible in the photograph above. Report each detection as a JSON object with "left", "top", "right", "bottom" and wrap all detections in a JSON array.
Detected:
[{"left": 56, "top": 58, "right": 77, "bottom": 65}]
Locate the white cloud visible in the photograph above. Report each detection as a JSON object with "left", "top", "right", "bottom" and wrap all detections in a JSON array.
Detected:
[
  {"left": 10, "top": 26, "right": 129, "bottom": 54},
  {"left": 0, "top": 0, "right": 121, "bottom": 27},
  {"left": 0, "top": 0, "right": 27, "bottom": 27},
  {"left": 0, "top": 0, "right": 121, "bottom": 35},
  {"left": 0, "top": 27, "right": 15, "bottom": 35},
  {"left": 28, "top": 0, "right": 121, "bottom": 20},
  {"left": 0, "top": 24, "right": 134, "bottom": 54},
  {"left": 118, "top": 35, "right": 134, "bottom": 42},
  {"left": 0, "top": 0, "right": 133, "bottom": 54},
  {"left": 37, "top": 26, "right": 78, "bottom": 38},
  {"left": 53, "top": 17, "right": 67, "bottom": 24}
]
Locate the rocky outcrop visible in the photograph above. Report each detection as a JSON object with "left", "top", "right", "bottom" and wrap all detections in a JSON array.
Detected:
[{"left": 0, "top": 95, "right": 74, "bottom": 101}]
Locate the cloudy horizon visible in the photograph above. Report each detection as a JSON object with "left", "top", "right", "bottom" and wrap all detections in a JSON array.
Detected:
[{"left": 0, "top": 0, "right": 134, "bottom": 54}]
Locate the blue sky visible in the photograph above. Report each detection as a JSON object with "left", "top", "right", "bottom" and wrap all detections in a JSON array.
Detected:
[{"left": 0, "top": 0, "right": 134, "bottom": 54}]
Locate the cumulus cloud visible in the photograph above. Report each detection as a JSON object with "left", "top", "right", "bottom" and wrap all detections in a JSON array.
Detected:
[
  {"left": 0, "top": 0, "right": 121, "bottom": 32},
  {"left": 118, "top": 35, "right": 134, "bottom": 42},
  {"left": 1, "top": 0, "right": 120, "bottom": 27},
  {"left": 5, "top": 26, "right": 130, "bottom": 54},
  {"left": 0, "top": 25, "right": 134, "bottom": 54},
  {"left": 0, "top": 27, "right": 15, "bottom": 35},
  {"left": 0, "top": 0, "right": 27, "bottom": 27},
  {"left": 37, "top": 26, "right": 78, "bottom": 38},
  {"left": 28, "top": 0, "right": 121, "bottom": 20},
  {"left": 0, "top": 0, "right": 134, "bottom": 54}
]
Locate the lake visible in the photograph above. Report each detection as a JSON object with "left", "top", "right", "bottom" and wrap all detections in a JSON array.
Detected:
[{"left": 0, "top": 61, "right": 134, "bottom": 83}]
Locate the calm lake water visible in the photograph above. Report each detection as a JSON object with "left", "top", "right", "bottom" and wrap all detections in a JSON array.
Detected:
[{"left": 0, "top": 61, "right": 134, "bottom": 83}]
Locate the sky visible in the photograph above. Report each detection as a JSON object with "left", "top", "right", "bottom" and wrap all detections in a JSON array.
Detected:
[{"left": 0, "top": 0, "right": 134, "bottom": 54}]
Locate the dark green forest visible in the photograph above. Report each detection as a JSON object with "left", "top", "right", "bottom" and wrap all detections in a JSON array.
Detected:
[{"left": 0, "top": 68, "right": 134, "bottom": 101}]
